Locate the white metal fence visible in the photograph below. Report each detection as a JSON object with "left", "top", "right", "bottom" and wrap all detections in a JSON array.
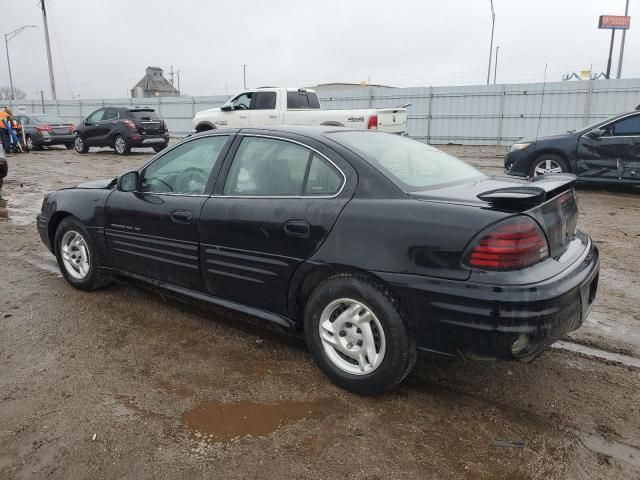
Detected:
[{"left": 8, "top": 78, "right": 640, "bottom": 146}]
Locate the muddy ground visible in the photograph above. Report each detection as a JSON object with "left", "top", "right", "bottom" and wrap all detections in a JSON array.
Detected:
[{"left": 1, "top": 145, "right": 639, "bottom": 479}]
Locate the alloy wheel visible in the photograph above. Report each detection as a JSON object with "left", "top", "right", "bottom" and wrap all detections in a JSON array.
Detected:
[
  {"left": 533, "top": 159, "right": 563, "bottom": 176},
  {"left": 26, "top": 136, "right": 33, "bottom": 150},
  {"left": 74, "top": 136, "right": 84, "bottom": 152},
  {"left": 60, "top": 230, "right": 90, "bottom": 280},
  {"left": 114, "top": 136, "right": 126, "bottom": 154},
  {"left": 318, "top": 298, "right": 386, "bottom": 375}
]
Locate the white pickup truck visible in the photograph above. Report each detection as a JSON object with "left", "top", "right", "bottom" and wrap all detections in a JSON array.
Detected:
[{"left": 192, "top": 87, "right": 408, "bottom": 134}]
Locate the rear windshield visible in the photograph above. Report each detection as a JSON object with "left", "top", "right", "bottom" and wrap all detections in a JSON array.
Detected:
[
  {"left": 32, "top": 114, "right": 65, "bottom": 123},
  {"left": 287, "top": 91, "right": 321, "bottom": 109},
  {"left": 329, "top": 131, "right": 484, "bottom": 191},
  {"left": 129, "top": 110, "right": 161, "bottom": 120}
]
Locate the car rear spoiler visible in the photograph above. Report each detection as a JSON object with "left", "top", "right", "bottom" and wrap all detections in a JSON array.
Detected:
[{"left": 477, "top": 174, "right": 576, "bottom": 209}]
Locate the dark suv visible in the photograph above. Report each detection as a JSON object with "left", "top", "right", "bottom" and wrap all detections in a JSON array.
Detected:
[{"left": 74, "top": 107, "right": 170, "bottom": 155}]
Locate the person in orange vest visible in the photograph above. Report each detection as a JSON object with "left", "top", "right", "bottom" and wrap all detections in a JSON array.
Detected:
[{"left": 0, "top": 108, "right": 11, "bottom": 153}]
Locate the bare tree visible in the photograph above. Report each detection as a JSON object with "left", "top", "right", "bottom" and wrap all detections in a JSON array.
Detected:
[{"left": 0, "top": 86, "right": 27, "bottom": 100}]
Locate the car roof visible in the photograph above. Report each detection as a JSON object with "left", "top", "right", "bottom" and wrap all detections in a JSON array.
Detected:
[{"left": 193, "top": 125, "right": 360, "bottom": 141}]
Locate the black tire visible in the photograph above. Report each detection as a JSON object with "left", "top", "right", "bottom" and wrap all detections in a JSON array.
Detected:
[
  {"left": 304, "top": 274, "right": 417, "bottom": 395},
  {"left": 54, "top": 216, "right": 112, "bottom": 291},
  {"left": 113, "top": 134, "right": 131, "bottom": 156},
  {"left": 25, "top": 134, "right": 34, "bottom": 151},
  {"left": 153, "top": 143, "right": 168, "bottom": 153},
  {"left": 74, "top": 135, "right": 89, "bottom": 154},
  {"left": 65, "top": 143, "right": 74, "bottom": 150},
  {"left": 529, "top": 154, "right": 569, "bottom": 177}
]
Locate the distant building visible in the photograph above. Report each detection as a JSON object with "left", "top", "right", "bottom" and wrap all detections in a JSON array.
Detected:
[
  {"left": 131, "top": 67, "right": 179, "bottom": 98},
  {"left": 309, "top": 82, "right": 397, "bottom": 95}
]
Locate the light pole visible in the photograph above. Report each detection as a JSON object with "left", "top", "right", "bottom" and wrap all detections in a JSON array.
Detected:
[
  {"left": 4, "top": 25, "right": 37, "bottom": 100},
  {"left": 486, "top": 0, "right": 496, "bottom": 85},
  {"left": 616, "top": 0, "right": 630, "bottom": 79},
  {"left": 243, "top": 64, "right": 247, "bottom": 90}
]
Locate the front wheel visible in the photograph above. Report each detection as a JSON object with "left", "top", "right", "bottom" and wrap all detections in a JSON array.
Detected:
[
  {"left": 304, "top": 274, "right": 416, "bottom": 395},
  {"left": 74, "top": 135, "right": 89, "bottom": 153},
  {"left": 54, "top": 217, "right": 111, "bottom": 290},
  {"left": 529, "top": 154, "right": 569, "bottom": 177},
  {"left": 113, "top": 134, "right": 131, "bottom": 155}
]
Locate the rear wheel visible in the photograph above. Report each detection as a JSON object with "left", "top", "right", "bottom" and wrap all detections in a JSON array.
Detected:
[
  {"left": 529, "top": 154, "right": 569, "bottom": 177},
  {"left": 74, "top": 135, "right": 89, "bottom": 154},
  {"left": 153, "top": 143, "right": 168, "bottom": 153},
  {"left": 54, "top": 217, "right": 111, "bottom": 290},
  {"left": 304, "top": 274, "right": 416, "bottom": 395},
  {"left": 113, "top": 134, "right": 131, "bottom": 155},
  {"left": 25, "top": 134, "right": 34, "bottom": 151}
]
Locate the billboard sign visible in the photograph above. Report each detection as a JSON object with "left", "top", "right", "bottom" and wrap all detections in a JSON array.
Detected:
[{"left": 598, "top": 15, "right": 631, "bottom": 30}]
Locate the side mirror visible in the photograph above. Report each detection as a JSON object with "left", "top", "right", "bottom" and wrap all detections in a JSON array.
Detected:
[
  {"left": 587, "top": 128, "right": 606, "bottom": 138},
  {"left": 117, "top": 171, "right": 139, "bottom": 192},
  {"left": 220, "top": 104, "right": 233, "bottom": 112}
]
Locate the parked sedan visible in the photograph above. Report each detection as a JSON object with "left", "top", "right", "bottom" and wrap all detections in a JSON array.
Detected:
[
  {"left": 73, "top": 107, "right": 170, "bottom": 155},
  {"left": 505, "top": 108, "right": 640, "bottom": 185},
  {"left": 14, "top": 114, "right": 75, "bottom": 150},
  {"left": 37, "top": 126, "right": 599, "bottom": 394}
]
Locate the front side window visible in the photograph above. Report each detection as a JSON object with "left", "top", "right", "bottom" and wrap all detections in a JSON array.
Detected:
[
  {"left": 141, "top": 136, "right": 229, "bottom": 194},
  {"left": 329, "top": 131, "right": 483, "bottom": 191},
  {"left": 231, "top": 93, "right": 252, "bottom": 110},
  {"left": 86, "top": 109, "right": 104, "bottom": 124},
  {"left": 224, "top": 137, "right": 341, "bottom": 196},
  {"left": 609, "top": 115, "right": 640, "bottom": 136}
]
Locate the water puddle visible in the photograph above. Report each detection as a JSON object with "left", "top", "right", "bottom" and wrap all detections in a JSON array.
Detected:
[
  {"left": 182, "top": 400, "right": 328, "bottom": 443},
  {"left": 553, "top": 340, "right": 640, "bottom": 369},
  {"left": 582, "top": 435, "right": 640, "bottom": 467},
  {"left": 0, "top": 189, "right": 43, "bottom": 225}
]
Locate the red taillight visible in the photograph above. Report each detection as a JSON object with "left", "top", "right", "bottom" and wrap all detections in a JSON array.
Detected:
[
  {"left": 122, "top": 119, "right": 136, "bottom": 129},
  {"left": 464, "top": 216, "right": 549, "bottom": 271},
  {"left": 367, "top": 114, "right": 378, "bottom": 130},
  {"left": 35, "top": 125, "right": 52, "bottom": 132},
  {"left": 68, "top": 124, "right": 75, "bottom": 133}
]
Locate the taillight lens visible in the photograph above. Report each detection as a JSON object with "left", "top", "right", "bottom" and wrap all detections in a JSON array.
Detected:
[
  {"left": 367, "top": 114, "right": 378, "bottom": 130},
  {"left": 36, "top": 124, "right": 52, "bottom": 132},
  {"left": 464, "top": 216, "right": 549, "bottom": 271},
  {"left": 68, "top": 124, "right": 75, "bottom": 133},
  {"left": 122, "top": 119, "right": 136, "bottom": 129}
]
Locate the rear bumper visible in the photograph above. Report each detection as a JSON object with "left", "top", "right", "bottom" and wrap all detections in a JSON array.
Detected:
[
  {"left": 376, "top": 237, "right": 599, "bottom": 360},
  {"left": 129, "top": 133, "right": 170, "bottom": 147},
  {"left": 41, "top": 133, "right": 75, "bottom": 145}
]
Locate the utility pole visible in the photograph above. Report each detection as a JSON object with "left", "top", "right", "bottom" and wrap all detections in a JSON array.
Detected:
[
  {"left": 40, "top": 90, "right": 45, "bottom": 113},
  {"left": 493, "top": 46, "right": 499, "bottom": 84},
  {"left": 169, "top": 65, "right": 175, "bottom": 85},
  {"left": 486, "top": 0, "right": 496, "bottom": 85},
  {"left": 39, "top": 0, "right": 57, "bottom": 100},
  {"left": 243, "top": 64, "right": 247, "bottom": 90},
  {"left": 177, "top": 70, "right": 181, "bottom": 96},
  {"left": 606, "top": 29, "right": 616, "bottom": 79},
  {"left": 616, "top": 0, "right": 630, "bottom": 79}
]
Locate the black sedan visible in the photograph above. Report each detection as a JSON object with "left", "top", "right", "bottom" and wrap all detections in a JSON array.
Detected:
[
  {"left": 37, "top": 127, "right": 599, "bottom": 394},
  {"left": 505, "top": 108, "right": 640, "bottom": 185},
  {"left": 14, "top": 113, "right": 76, "bottom": 150}
]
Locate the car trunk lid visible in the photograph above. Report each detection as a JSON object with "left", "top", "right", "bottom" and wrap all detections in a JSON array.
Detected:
[
  {"left": 410, "top": 174, "right": 578, "bottom": 257},
  {"left": 375, "top": 108, "right": 408, "bottom": 133}
]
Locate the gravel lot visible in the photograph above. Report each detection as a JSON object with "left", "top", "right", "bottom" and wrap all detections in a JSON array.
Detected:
[{"left": 1, "top": 144, "right": 639, "bottom": 479}]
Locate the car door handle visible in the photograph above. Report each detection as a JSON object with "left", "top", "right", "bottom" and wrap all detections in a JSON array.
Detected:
[
  {"left": 284, "top": 220, "right": 310, "bottom": 238},
  {"left": 239, "top": 115, "right": 248, "bottom": 119},
  {"left": 170, "top": 210, "right": 193, "bottom": 224},
  {"left": 268, "top": 115, "right": 278, "bottom": 119}
]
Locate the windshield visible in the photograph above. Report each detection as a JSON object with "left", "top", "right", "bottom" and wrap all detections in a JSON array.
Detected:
[
  {"left": 329, "top": 131, "right": 484, "bottom": 191},
  {"left": 32, "top": 114, "right": 65, "bottom": 123}
]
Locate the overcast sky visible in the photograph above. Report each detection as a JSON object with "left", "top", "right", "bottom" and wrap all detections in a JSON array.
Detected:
[{"left": 1, "top": 0, "right": 636, "bottom": 99}]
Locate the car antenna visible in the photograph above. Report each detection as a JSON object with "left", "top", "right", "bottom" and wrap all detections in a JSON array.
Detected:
[{"left": 535, "top": 63, "right": 548, "bottom": 142}]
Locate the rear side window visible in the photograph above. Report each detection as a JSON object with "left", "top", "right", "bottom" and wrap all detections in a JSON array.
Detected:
[
  {"left": 305, "top": 155, "right": 342, "bottom": 195},
  {"left": 102, "top": 109, "right": 119, "bottom": 121},
  {"left": 286, "top": 91, "right": 321, "bottom": 109},
  {"left": 609, "top": 115, "right": 640, "bottom": 136},
  {"left": 129, "top": 110, "right": 161, "bottom": 120},
  {"left": 252, "top": 92, "right": 276, "bottom": 110},
  {"left": 224, "top": 137, "right": 342, "bottom": 196}
]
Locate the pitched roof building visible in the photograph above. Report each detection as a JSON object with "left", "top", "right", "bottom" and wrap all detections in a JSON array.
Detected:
[{"left": 131, "top": 67, "right": 179, "bottom": 98}]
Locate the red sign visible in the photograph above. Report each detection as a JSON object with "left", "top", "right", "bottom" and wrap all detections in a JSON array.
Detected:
[{"left": 599, "top": 15, "right": 631, "bottom": 29}]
